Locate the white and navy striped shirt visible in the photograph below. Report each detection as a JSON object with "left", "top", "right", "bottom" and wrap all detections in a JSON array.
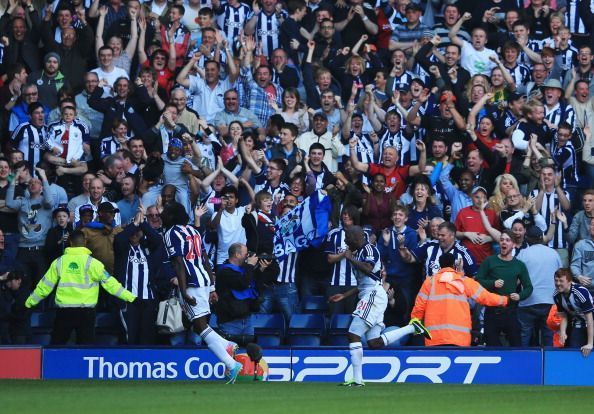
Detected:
[
  {"left": 217, "top": 2, "right": 251, "bottom": 44},
  {"left": 411, "top": 240, "right": 478, "bottom": 277},
  {"left": 530, "top": 188, "right": 570, "bottom": 249},
  {"left": 390, "top": 71, "right": 414, "bottom": 92},
  {"left": 519, "top": 39, "right": 542, "bottom": 65},
  {"left": 164, "top": 224, "right": 211, "bottom": 287},
  {"left": 545, "top": 102, "right": 576, "bottom": 130},
  {"left": 378, "top": 129, "right": 414, "bottom": 166},
  {"left": 565, "top": 0, "right": 594, "bottom": 35},
  {"left": 505, "top": 63, "right": 532, "bottom": 92},
  {"left": 100, "top": 136, "right": 123, "bottom": 159},
  {"left": 10, "top": 122, "right": 48, "bottom": 167},
  {"left": 324, "top": 227, "right": 357, "bottom": 287},
  {"left": 554, "top": 283, "right": 594, "bottom": 328},
  {"left": 354, "top": 242, "right": 382, "bottom": 294},
  {"left": 125, "top": 245, "right": 154, "bottom": 300},
  {"left": 553, "top": 141, "right": 579, "bottom": 187},
  {"left": 251, "top": 10, "right": 286, "bottom": 57},
  {"left": 277, "top": 251, "right": 297, "bottom": 283}
]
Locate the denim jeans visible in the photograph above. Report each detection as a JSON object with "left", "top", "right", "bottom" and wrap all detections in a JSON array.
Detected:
[
  {"left": 259, "top": 282, "right": 299, "bottom": 324},
  {"left": 219, "top": 316, "right": 254, "bottom": 336},
  {"left": 517, "top": 304, "right": 553, "bottom": 347}
]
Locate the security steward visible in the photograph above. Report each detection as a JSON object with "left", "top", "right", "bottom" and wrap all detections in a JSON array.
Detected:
[{"left": 25, "top": 230, "right": 136, "bottom": 344}]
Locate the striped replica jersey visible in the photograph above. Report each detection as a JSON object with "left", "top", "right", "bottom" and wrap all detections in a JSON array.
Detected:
[
  {"left": 505, "top": 63, "right": 531, "bottom": 92},
  {"left": 554, "top": 283, "right": 594, "bottom": 328},
  {"left": 100, "top": 136, "right": 124, "bottom": 159},
  {"left": 411, "top": 240, "right": 478, "bottom": 277},
  {"left": 529, "top": 188, "right": 570, "bottom": 249},
  {"left": 553, "top": 141, "right": 579, "bottom": 187},
  {"left": 378, "top": 128, "right": 415, "bottom": 166},
  {"left": 324, "top": 227, "right": 357, "bottom": 287},
  {"left": 250, "top": 10, "right": 287, "bottom": 57},
  {"left": 544, "top": 102, "right": 576, "bottom": 130},
  {"left": 10, "top": 122, "right": 48, "bottom": 167},
  {"left": 216, "top": 2, "right": 251, "bottom": 44},
  {"left": 164, "top": 224, "right": 211, "bottom": 288},
  {"left": 353, "top": 242, "right": 382, "bottom": 294},
  {"left": 277, "top": 251, "right": 297, "bottom": 283},
  {"left": 125, "top": 245, "right": 154, "bottom": 300}
]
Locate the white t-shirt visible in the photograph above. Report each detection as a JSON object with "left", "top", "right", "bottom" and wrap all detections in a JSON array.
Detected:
[
  {"left": 92, "top": 66, "right": 130, "bottom": 96},
  {"left": 216, "top": 206, "right": 247, "bottom": 264},
  {"left": 460, "top": 41, "right": 497, "bottom": 76}
]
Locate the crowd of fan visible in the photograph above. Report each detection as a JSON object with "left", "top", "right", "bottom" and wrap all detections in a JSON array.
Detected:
[{"left": 0, "top": 0, "right": 593, "bottom": 348}]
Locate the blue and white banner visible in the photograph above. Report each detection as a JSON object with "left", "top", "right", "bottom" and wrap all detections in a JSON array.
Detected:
[
  {"left": 544, "top": 350, "right": 594, "bottom": 386},
  {"left": 273, "top": 190, "right": 332, "bottom": 262},
  {"left": 42, "top": 348, "right": 542, "bottom": 384},
  {"left": 42, "top": 348, "right": 290, "bottom": 381},
  {"left": 290, "top": 349, "right": 542, "bottom": 384}
]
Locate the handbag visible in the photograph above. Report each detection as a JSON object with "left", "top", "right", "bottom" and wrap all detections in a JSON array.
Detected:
[{"left": 156, "top": 290, "right": 185, "bottom": 334}]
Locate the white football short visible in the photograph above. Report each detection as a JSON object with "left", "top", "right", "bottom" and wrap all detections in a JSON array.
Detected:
[
  {"left": 350, "top": 286, "right": 387, "bottom": 331},
  {"left": 179, "top": 286, "right": 211, "bottom": 321}
]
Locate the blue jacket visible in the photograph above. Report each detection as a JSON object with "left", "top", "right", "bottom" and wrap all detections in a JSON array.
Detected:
[{"left": 377, "top": 225, "right": 419, "bottom": 281}]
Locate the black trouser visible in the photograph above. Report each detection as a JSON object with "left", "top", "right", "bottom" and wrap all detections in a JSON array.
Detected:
[
  {"left": 18, "top": 248, "right": 49, "bottom": 289},
  {"left": 120, "top": 299, "right": 157, "bottom": 345},
  {"left": 484, "top": 306, "right": 522, "bottom": 347},
  {"left": 51, "top": 308, "right": 96, "bottom": 345}
]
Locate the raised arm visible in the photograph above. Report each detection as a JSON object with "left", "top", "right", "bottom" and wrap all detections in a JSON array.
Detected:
[
  {"left": 348, "top": 136, "right": 370, "bottom": 173},
  {"left": 95, "top": 5, "right": 108, "bottom": 58},
  {"left": 124, "top": 8, "right": 139, "bottom": 59},
  {"left": 176, "top": 52, "right": 201, "bottom": 88},
  {"left": 449, "top": 12, "right": 471, "bottom": 48}
]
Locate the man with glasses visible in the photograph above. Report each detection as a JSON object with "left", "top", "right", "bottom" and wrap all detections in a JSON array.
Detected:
[
  {"left": 526, "top": 63, "right": 548, "bottom": 96},
  {"left": 564, "top": 45, "right": 594, "bottom": 95},
  {"left": 9, "top": 84, "right": 47, "bottom": 134},
  {"left": 213, "top": 89, "right": 261, "bottom": 136},
  {"left": 10, "top": 102, "right": 48, "bottom": 169},
  {"left": 500, "top": 189, "right": 547, "bottom": 231},
  {"left": 170, "top": 88, "right": 201, "bottom": 135}
]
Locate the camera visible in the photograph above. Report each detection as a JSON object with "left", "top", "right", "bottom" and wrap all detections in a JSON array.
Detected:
[{"left": 258, "top": 253, "right": 275, "bottom": 261}]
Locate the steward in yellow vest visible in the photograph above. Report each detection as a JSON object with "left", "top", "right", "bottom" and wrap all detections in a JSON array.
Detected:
[{"left": 25, "top": 230, "right": 136, "bottom": 344}]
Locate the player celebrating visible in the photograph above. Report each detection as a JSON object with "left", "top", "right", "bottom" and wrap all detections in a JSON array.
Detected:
[
  {"left": 162, "top": 202, "right": 243, "bottom": 383},
  {"left": 329, "top": 226, "right": 431, "bottom": 387}
]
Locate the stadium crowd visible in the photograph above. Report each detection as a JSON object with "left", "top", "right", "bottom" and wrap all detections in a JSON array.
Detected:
[{"left": 0, "top": 0, "right": 593, "bottom": 354}]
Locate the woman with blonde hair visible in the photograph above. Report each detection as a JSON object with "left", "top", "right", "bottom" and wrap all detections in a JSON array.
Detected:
[{"left": 488, "top": 174, "right": 520, "bottom": 214}]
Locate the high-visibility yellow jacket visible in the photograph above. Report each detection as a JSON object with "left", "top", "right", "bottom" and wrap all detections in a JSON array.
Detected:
[
  {"left": 25, "top": 246, "right": 136, "bottom": 308},
  {"left": 411, "top": 267, "right": 508, "bottom": 346}
]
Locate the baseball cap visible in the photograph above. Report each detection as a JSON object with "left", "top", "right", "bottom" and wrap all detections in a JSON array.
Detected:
[
  {"left": 471, "top": 186, "right": 487, "bottom": 196},
  {"left": 525, "top": 225, "right": 544, "bottom": 240},
  {"left": 53, "top": 204, "right": 70, "bottom": 217},
  {"left": 313, "top": 111, "right": 328, "bottom": 120},
  {"left": 168, "top": 138, "right": 183, "bottom": 149},
  {"left": 98, "top": 202, "right": 116, "bottom": 213},
  {"left": 79, "top": 204, "right": 94, "bottom": 215}
]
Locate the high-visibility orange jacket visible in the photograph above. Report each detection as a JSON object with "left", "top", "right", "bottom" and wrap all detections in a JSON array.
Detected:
[
  {"left": 411, "top": 267, "right": 509, "bottom": 346},
  {"left": 547, "top": 305, "right": 563, "bottom": 348}
]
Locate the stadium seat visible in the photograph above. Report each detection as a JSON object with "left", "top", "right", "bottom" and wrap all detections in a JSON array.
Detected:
[
  {"left": 209, "top": 313, "right": 218, "bottom": 329},
  {"left": 30, "top": 311, "right": 55, "bottom": 345},
  {"left": 287, "top": 314, "right": 325, "bottom": 346},
  {"left": 301, "top": 295, "right": 328, "bottom": 314},
  {"left": 95, "top": 312, "right": 121, "bottom": 345},
  {"left": 326, "top": 314, "right": 352, "bottom": 346},
  {"left": 253, "top": 313, "right": 285, "bottom": 347}
]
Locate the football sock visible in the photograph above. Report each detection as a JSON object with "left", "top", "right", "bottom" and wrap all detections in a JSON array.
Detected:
[
  {"left": 381, "top": 325, "right": 415, "bottom": 346},
  {"left": 200, "top": 326, "right": 236, "bottom": 369},
  {"left": 349, "top": 342, "right": 363, "bottom": 384}
]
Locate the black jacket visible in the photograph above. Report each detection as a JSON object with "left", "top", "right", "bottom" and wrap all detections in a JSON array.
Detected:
[{"left": 215, "top": 262, "right": 258, "bottom": 324}]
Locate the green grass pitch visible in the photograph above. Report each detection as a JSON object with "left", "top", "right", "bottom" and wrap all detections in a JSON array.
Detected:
[{"left": 1, "top": 381, "right": 592, "bottom": 414}]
